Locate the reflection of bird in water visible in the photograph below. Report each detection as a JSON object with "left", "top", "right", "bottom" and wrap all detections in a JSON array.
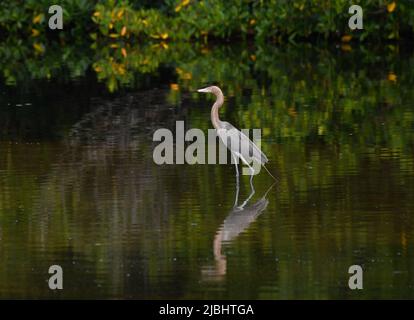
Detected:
[
  {"left": 197, "top": 86, "right": 276, "bottom": 182},
  {"left": 202, "top": 183, "right": 275, "bottom": 280}
]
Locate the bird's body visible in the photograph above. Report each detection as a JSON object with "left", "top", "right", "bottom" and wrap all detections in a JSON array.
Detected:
[
  {"left": 197, "top": 85, "right": 273, "bottom": 179},
  {"left": 217, "top": 121, "right": 268, "bottom": 165}
]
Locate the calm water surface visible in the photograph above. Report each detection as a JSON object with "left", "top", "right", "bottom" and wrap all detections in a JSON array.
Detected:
[{"left": 0, "top": 44, "right": 414, "bottom": 299}]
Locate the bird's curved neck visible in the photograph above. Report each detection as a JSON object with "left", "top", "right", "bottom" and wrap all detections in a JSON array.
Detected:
[{"left": 211, "top": 94, "right": 224, "bottom": 129}]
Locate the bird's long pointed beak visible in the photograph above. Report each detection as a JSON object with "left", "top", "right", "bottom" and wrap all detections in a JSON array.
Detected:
[{"left": 197, "top": 88, "right": 209, "bottom": 93}]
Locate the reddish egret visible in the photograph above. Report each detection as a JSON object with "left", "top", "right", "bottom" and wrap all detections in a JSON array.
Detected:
[{"left": 197, "top": 86, "right": 276, "bottom": 180}]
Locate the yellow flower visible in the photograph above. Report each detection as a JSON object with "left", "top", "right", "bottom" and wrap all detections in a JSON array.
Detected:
[
  {"left": 181, "top": 72, "right": 192, "bottom": 80},
  {"left": 121, "top": 48, "right": 127, "bottom": 58},
  {"left": 31, "top": 29, "right": 40, "bottom": 37},
  {"left": 117, "top": 65, "right": 126, "bottom": 75},
  {"left": 94, "top": 65, "right": 103, "bottom": 73},
  {"left": 93, "top": 12, "right": 100, "bottom": 17},
  {"left": 341, "top": 35, "right": 352, "bottom": 42},
  {"left": 121, "top": 26, "right": 127, "bottom": 36},
  {"left": 249, "top": 19, "right": 256, "bottom": 26},
  {"left": 388, "top": 72, "right": 397, "bottom": 82},
  {"left": 33, "top": 43, "right": 45, "bottom": 54},
  {"left": 387, "top": 2, "right": 396, "bottom": 13},
  {"left": 33, "top": 14, "right": 43, "bottom": 24},
  {"left": 109, "top": 33, "right": 119, "bottom": 38},
  {"left": 250, "top": 54, "right": 256, "bottom": 62},
  {"left": 176, "top": 0, "right": 190, "bottom": 12},
  {"left": 117, "top": 9, "right": 124, "bottom": 19},
  {"left": 160, "top": 33, "right": 169, "bottom": 40},
  {"left": 170, "top": 83, "right": 179, "bottom": 91}
]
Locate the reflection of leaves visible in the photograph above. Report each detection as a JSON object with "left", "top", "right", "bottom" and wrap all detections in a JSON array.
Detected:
[
  {"left": 0, "top": 38, "right": 92, "bottom": 83},
  {"left": 1, "top": 33, "right": 414, "bottom": 157},
  {"left": 90, "top": 39, "right": 172, "bottom": 91},
  {"left": 166, "top": 44, "right": 414, "bottom": 157}
]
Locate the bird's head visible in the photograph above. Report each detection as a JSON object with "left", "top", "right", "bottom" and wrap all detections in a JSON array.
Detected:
[{"left": 197, "top": 86, "right": 223, "bottom": 97}]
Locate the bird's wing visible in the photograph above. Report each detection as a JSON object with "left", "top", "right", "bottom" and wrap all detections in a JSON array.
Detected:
[{"left": 219, "top": 121, "right": 268, "bottom": 164}]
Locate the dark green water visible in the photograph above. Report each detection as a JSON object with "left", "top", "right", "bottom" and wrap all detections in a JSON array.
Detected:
[{"left": 1, "top": 43, "right": 414, "bottom": 299}]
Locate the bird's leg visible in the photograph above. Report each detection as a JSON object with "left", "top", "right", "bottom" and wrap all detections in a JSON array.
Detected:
[
  {"left": 236, "top": 154, "right": 257, "bottom": 198},
  {"left": 232, "top": 153, "right": 240, "bottom": 207},
  {"left": 232, "top": 153, "right": 239, "bottom": 177},
  {"left": 238, "top": 182, "right": 255, "bottom": 209},
  {"left": 235, "top": 157, "right": 257, "bottom": 209},
  {"left": 243, "top": 161, "right": 256, "bottom": 196},
  {"left": 248, "top": 166, "right": 256, "bottom": 202},
  {"left": 234, "top": 174, "right": 240, "bottom": 208}
]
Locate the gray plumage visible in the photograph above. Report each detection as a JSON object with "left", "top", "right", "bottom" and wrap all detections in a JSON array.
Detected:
[
  {"left": 221, "top": 197, "right": 269, "bottom": 242},
  {"left": 197, "top": 85, "right": 269, "bottom": 171}
]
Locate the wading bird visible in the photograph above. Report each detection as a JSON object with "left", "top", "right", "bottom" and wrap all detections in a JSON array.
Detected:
[{"left": 197, "top": 86, "right": 276, "bottom": 181}]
